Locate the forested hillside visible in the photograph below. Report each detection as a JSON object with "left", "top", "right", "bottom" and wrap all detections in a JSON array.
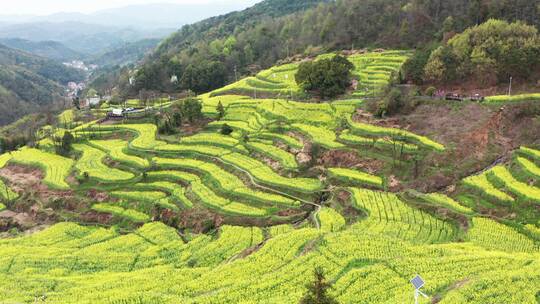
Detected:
[
  {"left": 0, "top": 44, "right": 85, "bottom": 125},
  {"left": 90, "top": 39, "right": 160, "bottom": 68},
  {"left": 112, "top": 0, "right": 539, "bottom": 97}
]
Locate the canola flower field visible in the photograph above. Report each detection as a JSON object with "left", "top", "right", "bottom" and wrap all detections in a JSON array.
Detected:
[{"left": 0, "top": 51, "right": 538, "bottom": 303}]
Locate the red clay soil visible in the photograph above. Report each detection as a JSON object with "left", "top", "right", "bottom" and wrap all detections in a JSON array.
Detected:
[
  {"left": 86, "top": 189, "right": 111, "bottom": 202},
  {"left": 78, "top": 211, "right": 114, "bottom": 225},
  {"left": 317, "top": 150, "right": 384, "bottom": 174}
]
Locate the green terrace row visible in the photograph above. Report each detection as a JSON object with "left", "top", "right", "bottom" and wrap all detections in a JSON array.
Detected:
[
  {"left": 462, "top": 147, "right": 540, "bottom": 205},
  {"left": 72, "top": 143, "right": 135, "bottom": 182},
  {"left": 346, "top": 116, "right": 445, "bottom": 152},
  {"left": 90, "top": 124, "right": 323, "bottom": 193},
  {"left": 349, "top": 188, "right": 457, "bottom": 244},
  {"left": 208, "top": 51, "right": 410, "bottom": 99},
  {"left": 152, "top": 157, "right": 301, "bottom": 207}
]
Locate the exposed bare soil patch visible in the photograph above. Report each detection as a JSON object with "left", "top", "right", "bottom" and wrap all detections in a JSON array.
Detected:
[{"left": 354, "top": 101, "right": 540, "bottom": 192}]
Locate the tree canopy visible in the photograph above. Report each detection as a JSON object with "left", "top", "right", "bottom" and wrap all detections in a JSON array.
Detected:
[
  {"left": 424, "top": 19, "right": 540, "bottom": 85},
  {"left": 295, "top": 55, "right": 354, "bottom": 99}
]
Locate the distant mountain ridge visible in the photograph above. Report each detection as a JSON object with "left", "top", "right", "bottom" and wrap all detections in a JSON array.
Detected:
[
  {"left": 0, "top": 2, "right": 261, "bottom": 29},
  {"left": 0, "top": 38, "right": 81, "bottom": 61},
  {"left": 0, "top": 21, "right": 173, "bottom": 55}
]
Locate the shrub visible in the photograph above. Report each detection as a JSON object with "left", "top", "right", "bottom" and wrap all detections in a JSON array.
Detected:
[
  {"left": 369, "top": 89, "right": 402, "bottom": 117},
  {"left": 425, "top": 86, "right": 437, "bottom": 97},
  {"left": 220, "top": 124, "right": 234, "bottom": 135}
]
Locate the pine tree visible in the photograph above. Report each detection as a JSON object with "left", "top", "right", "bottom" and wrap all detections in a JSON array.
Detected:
[{"left": 299, "top": 267, "right": 338, "bottom": 304}]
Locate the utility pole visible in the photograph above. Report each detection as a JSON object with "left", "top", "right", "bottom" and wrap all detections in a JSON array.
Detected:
[
  {"left": 234, "top": 66, "right": 238, "bottom": 82},
  {"left": 508, "top": 76, "right": 512, "bottom": 96}
]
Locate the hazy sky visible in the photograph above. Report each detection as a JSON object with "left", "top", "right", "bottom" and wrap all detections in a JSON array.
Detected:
[{"left": 1, "top": 0, "right": 260, "bottom": 16}]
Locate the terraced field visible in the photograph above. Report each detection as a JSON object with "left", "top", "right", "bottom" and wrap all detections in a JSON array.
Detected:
[
  {"left": 7, "top": 148, "right": 74, "bottom": 189},
  {"left": 0, "top": 199, "right": 537, "bottom": 303},
  {"left": 461, "top": 147, "right": 540, "bottom": 206},
  {"left": 0, "top": 51, "right": 538, "bottom": 303},
  {"left": 73, "top": 143, "right": 135, "bottom": 182},
  {"left": 210, "top": 51, "right": 410, "bottom": 98},
  {"left": 348, "top": 51, "right": 411, "bottom": 97}
]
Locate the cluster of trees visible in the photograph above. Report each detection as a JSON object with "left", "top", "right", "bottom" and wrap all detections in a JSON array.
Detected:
[
  {"left": 295, "top": 55, "right": 354, "bottom": 99},
  {"left": 422, "top": 19, "right": 540, "bottom": 85},
  {"left": 0, "top": 136, "right": 28, "bottom": 153},
  {"left": 52, "top": 131, "right": 74, "bottom": 156},
  {"left": 0, "top": 112, "right": 57, "bottom": 152},
  {"left": 155, "top": 97, "right": 203, "bottom": 134},
  {"left": 105, "top": 0, "right": 539, "bottom": 97}
]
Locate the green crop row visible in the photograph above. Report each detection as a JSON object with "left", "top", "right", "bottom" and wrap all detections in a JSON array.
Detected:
[
  {"left": 180, "top": 132, "right": 244, "bottom": 150},
  {"left": 190, "top": 180, "right": 268, "bottom": 217},
  {"left": 0, "top": 179, "right": 18, "bottom": 202},
  {"left": 111, "top": 191, "right": 168, "bottom": 206},
  {"left": 254, "top": 132, "right": 303, "bottom": 149},
  {"left": 145, "top": 168, "right": 275, "bottom": 216},
  {"left": 0, "top": 153, "right": 12, "bottom": 169},
  {"left": 516, "top": 156, "right": 540, "bottom": 179},
  {"left": 290, "top": 123, "right": 345, "bottom": 149},
  {"left": 131, "top": 181, "right": 190, "bottom": 211},
  {"left": 467, "top": 217, "right": 539, "bottom": 253},
  {"left": 327, "top": 167, "right": 383, "bottom": 188},
  {"left": 220, "top": 152, "right": 323, "bottom": 193},
  {"left": 73, "top": 143, "right": 135, "bottom": 182},
  {"left": 488, "top": 165, "right": 540, "bottom": 203},
  {"left": 89, "top": 139, "right": 150, "bottom": 169},
  {"left": 153, "top": 157, "right": 299, "bottom": 207},
  {"left": 92, "top": 203, "right": 150, "bottom": 223},
  {"left": 346, "top": 117, "right": 445, "bottom": 152},
  {"left": 462, "top": 171, "right": 515, "bottom": 203},
  {"left": 485, "top": 93, "right": 540, "bottom": 103},
  {"left": 419, "top": 193, "right": 474, "bottom": 215},
  {"left": 519, "top": 146, "right": 540, "bottom": 161},
  {"left": 349, "top": 188, "right": 456, "bottom": 244},
  {"left": 317, "top": 207, "right": 346, "bottom": 232},
  {"left": 339, "top": 130, "right": 418, "bottom": 153},
  {"left": 245, "top": 141, "right": 298, "bottom": 170}
]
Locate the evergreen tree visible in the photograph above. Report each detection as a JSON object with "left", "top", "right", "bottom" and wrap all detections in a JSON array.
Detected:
[
  {"left": 299, "top": 267, "right": 338, "bottom": 304},
  {"left": 217, "top": 101, "right": 225, "bottom": 120}
]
